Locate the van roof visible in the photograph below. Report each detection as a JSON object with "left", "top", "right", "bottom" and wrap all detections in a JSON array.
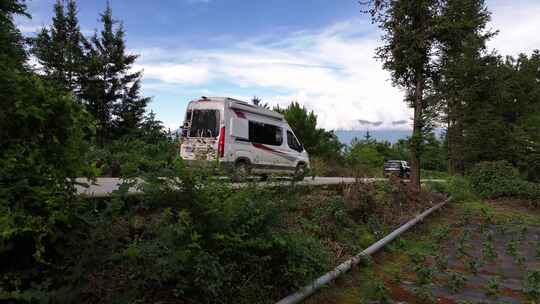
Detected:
[{"left": 191, "top": 96, "right": 285, "bottom": 120}]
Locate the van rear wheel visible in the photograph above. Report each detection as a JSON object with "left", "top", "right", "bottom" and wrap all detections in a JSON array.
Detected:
[
  {"left": 293, "top": 163, "right": 306, "bottom": 181},
  {"left": 232, "top": 160, "right": 250, "bottom": 182}
]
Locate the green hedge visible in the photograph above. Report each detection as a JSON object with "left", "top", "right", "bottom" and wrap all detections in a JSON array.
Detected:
[{"left": 469, "top": 161, "right": 540, "bottom": 200}]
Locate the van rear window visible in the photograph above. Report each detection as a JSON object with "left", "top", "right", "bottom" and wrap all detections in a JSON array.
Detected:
[{"left": 188, "top": 109, "right": 220, "bottom": 138}]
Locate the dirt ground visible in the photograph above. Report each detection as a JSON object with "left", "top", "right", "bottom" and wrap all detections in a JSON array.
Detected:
[{"left": 305, "top": 198, "right": 540, "bottom": 304}]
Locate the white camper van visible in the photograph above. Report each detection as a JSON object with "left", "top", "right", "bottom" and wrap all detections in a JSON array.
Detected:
[{"left": 180, "top": 97, "right": 310, "bottom": 180}]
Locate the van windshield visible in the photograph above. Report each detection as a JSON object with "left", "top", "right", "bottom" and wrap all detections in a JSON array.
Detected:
[{"left": 188, "top": 109, "right": 220, "bottom": 138}]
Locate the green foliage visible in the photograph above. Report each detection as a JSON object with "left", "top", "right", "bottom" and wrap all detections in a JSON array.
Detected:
[
  {"left": 0, "top": 0, "right": 28, "bottom": 69},
  {"left": 32, "top": 0, "right": 86, "bottom": 93},
  {"left": 89, "top": 136, "right": 176, "bottom": 178},
  {"left": 0, "top": 80, "right": 93, "bottom": 271},
  {"left": 0, "top": 28, "right": 94, "bottom": 304},
  {"left": 32, "top": 1, "right": 152, "bottom": 145},
  {"left": 467, "top": 259, "right": 481, "bottom": 276},
  {"left": 79, "top": 164, "right": 330, "bottom": 303},
  {"left": 523, "top": 270, "right": 540, "bottom": 302},
  {"left": 441, "top": 175, "right": 477, "bottom": 202},
  {"left": 346, "top": 143, "right": 384, "bottom": 177},
  {"left": 275, "top": 102, "right": 343, "bottom": 162},
  {"left": 469, "top": 161, "right": 540, "bottom": 200},
  {"left": 435, "top": 0, "right": 494, "bottom": 174},
  {"left": 447, "top": 271, "right": 467, "bottom": 293},
  {"left": 363, "top": 0, "right": 444, "bottom": 190},
  {"left": 369, "top": 279, "right": 391, "bottom": 304},
  {"left": 485, "top": 276, "right": 500, "bottom": 298}
]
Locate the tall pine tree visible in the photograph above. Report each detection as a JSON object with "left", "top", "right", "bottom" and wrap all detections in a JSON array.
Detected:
[
  {"left": 80, "top": 2, "right": 149, "bottom": 145},
  {"left": 33, "top": 0, "right": 86, "bottom": 94},
  {"left": 435, "top": 0, "right": 494, "bottom": 174},
  {"left": 362, "top": 0, "right": 442, "bottom": 191}
]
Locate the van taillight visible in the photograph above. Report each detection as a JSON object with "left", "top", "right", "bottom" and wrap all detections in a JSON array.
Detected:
[{"left": 218, "top": 126, "right": 225, "bottom": 158}]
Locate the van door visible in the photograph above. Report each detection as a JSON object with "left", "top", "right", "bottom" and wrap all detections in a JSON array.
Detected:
[
  {"left": 180, "top": 108, "right": 221, "bottom": 161},
  {"left": 285, "top": 130, "right": 303, "bottom": 168},
  {"left": 248, "top": 121, "right": 285, "bottom": 168}
]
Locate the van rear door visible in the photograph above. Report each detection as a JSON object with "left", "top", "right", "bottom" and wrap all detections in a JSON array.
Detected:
[{"left": 181, "top": 107, "right": 221, "bottom": 161}]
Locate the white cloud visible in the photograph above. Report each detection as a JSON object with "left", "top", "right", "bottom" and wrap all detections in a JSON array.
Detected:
[
  {"left": 488, "top": 0, "right": 540, "bottom": 56},
  {"left": 134, "top": 63, "right": 211, "bottom": 85},
  {"left": 135, "top": 19, "right": 409, "bottom": 130},
  {"left": 133, "top": 1, "right": 540, "bottom": 131}
]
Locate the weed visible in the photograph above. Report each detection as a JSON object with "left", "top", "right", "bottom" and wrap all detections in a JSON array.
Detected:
[
  {"left": 433, "top": 225, "right": 451, "bottom": 243},
  {"left": 456, "top": 239, "right": 468, "bottom": 258},
  {"left": 516, "top": 255, "right": 526, "bottom": 266},
  {"left": 506, "top": 238, "right": 518, "bottom": 258},
  {"left": 482, "top": 238, "right": 497, "bottom": 262},
  {"left": 523, "top": 270, "right": 540, "bottom": 302},
  {"left": 486, "top": 276, "right": 500, "bottom": 298},
  {"left": 447, "top": 271, "right": 467, "bottom": 293},
  {"left": 435, "top": 253, "right": 449, "bottom": 271},
  {"left": 460, "top": 207, "right": 473, "bottom": 227},
  {"left": 390, "top": 269, "right": 403, "bottom": 284},
  {"left": 408, "top": 251, "right": 427, "bottom": 265},
  {"left": 414, "top": 263, "right": 434, "bottom": 286},
  {"left": 519, "top": 224, "right": 528, "bottom": 241},
  {"left": 413, "top": 285, "right": 435, "bottom": 303},
  {"left": 481, "top": 207, "right": 494, "bottom": 224},
  {"left": 370, "top": 279, "right": 391, "bottom": 304},
  {"left": 467, "top": 259, "right": 481, "bottom": 276}
]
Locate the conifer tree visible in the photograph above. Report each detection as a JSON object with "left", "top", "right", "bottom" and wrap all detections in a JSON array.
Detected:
[
  {"left": 33, "top": 0, "right": 86, "bottom": 93},
  {"left": 435, "top": 0, "right": 494, "bottom": 174},
  {"left": 0, "top": 1, "right": 28, "bottom": 70},
  {"left": 80, "top": 2, "right": 149, "bottom": 145},
  {"left": 114, "top": 78, "right": 151, "bottom": 137},
  {"left": 362, "top": 0, "right": 442, "bottom": 191}
]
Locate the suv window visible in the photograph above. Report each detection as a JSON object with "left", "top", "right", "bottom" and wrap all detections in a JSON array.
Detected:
[
  {"left": 249, "top": 121, "right": 283, "bottom": 146},
  {"left": 287, "top": 130, "right": 302, "bottom": 152},
  {"left": 384, "top": 161, "right": 401, "bottom": 168}
]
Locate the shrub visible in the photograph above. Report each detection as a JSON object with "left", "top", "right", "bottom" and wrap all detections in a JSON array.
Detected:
[
  {"left": 89, "top": 136, "right": 178, "bottom": 177},
  {"left": 446, "top": 176, "right": 477, "bottom": 202},
  {"left": 79, "top": 162, "right": 330, "bottom": 304},
  {"left": 0, "top": 72, "right": 96, "bottom": 299},
  {"left": 469, "top": 161, "right": 540, "bottom": 200}
]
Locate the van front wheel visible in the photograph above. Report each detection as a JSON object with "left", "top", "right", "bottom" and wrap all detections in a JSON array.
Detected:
[{"left": 293, "top": 163, "right": 306, "bottom": 181}]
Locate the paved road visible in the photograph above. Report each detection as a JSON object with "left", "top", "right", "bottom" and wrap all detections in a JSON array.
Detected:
[{"left": 75, "top": 177, "right": 445, "bottom": 198}]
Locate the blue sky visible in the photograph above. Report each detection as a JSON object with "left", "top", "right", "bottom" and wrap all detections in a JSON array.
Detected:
[{"left": 17, "top": 0, "right": 540, "bottom": 131}]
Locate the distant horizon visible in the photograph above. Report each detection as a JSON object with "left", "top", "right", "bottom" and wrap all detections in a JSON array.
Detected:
[{"left": 335, "top": 128, "right": 445, "bottom": 145}]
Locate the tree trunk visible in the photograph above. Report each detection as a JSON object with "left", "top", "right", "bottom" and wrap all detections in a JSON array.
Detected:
[
  {"left": 448, "top": 98, "right": 464, "bottom": 175},
  {"left": 410, "top": 75, "right": 424, "bottom": 192}
]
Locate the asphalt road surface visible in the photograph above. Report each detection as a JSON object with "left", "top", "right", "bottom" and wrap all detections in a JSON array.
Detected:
[{"left": 74, "top": 177, "right": 445, "bottom": 198}]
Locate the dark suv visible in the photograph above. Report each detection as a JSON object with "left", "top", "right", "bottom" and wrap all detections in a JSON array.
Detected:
[{"left": 383, "top": 160, "right": 410, "bottom": 178}]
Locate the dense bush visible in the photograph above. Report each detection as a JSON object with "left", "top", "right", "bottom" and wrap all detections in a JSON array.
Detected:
[
  {"left": 469, "top": 161, "right": 540, "bottom": 200},
  {"left": 442, "top": 176, "right": 476, "bottom": 203},
  {"left": 89, "top": 136, "right": 178, "bottom": 177},
  {"left": 74, "top": 162, "right": 330, "bottom": 304},
  {"left": 0, "top": 74, "right": 95, "bottom": 301}
]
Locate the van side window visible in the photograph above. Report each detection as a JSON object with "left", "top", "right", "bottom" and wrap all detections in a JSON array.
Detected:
[
  {"left": 249, "top": 121, "right": 283, "bottom": 146},
  {"left": 287, "top": 131, "right": 303, "bottom": 152}
]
